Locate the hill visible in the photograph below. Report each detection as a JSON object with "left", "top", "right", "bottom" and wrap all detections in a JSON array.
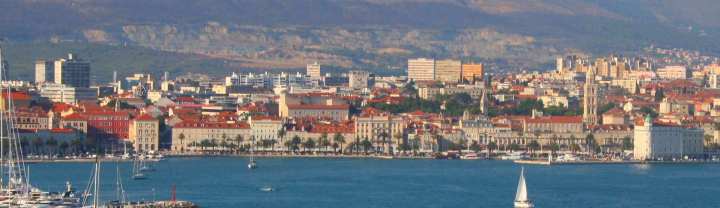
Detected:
[{"left": 1, "top": 0, "right": 719, "bottom": 79}]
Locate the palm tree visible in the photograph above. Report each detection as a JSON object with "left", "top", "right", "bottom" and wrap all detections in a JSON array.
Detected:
[
  {"left": 585, "top": 134, "right": 597, "bottom": 154},
  {"left": 234, "top": 135, "right": 244, "bottom": 153},
  {"left": 32, "top": 137, "right": 44, "bottom": 155},
  {"left": 333, "top": 133, "right": 345, "bottom": 154},
  {"left": 487, "top": 141, "right": 498, "bottom": 155},
  {"left": 59, "top": 141, "right": 70, "bottom": 156},
  {"left": 302, "top": 138, "right": 316, "bottom": 153},
  {"left": 291, "top": 136, "right": 302, "bottom": 153},
  {"left": 319, "top": 136, "right": 330, "bottom": 152},
  {"left": 46, "top": 137, "right": 58, "bottom": 156},
  {"left": 393, "top": 132, "right": 403, "bottom": 154},
  {"left": 569, "top": 143, "right": 581, "bottom": 153},
  {"left": 178, "top": 133, "right": 186, "bottom": 152},
  {"left": 361, "top": 138, "right": 373, "bottom": 154},
  {"left": 319, "top": 133, "right": 329, "bottom": 151},
  {"left": 527, "top": 140, "right": 540, "bottom": 155}
]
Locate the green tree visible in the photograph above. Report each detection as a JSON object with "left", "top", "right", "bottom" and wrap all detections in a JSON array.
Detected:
[
  {"left": 622, "top": 136, "right": 633, "bottom": 150},
  {"left": 469, "top": 141, "right": 481, "bottom": 152},
  {"left": 487, "top": 141, "right": 498, "bottom": 155},
  {"left": 291, "top": 136, "right": 302, "bottom": 152},
  {"left": 302, "top": 138, "right": 316, "bottom": 152},
  {"left": 361, "top": 138, "right": 373, "bottom": 154},
  {"left": 527, "top": 140, "right": 540, "bottom": 154},
  {"left": 178, "top": 133, "right": 186, "bottom": 152},
  {"left": 234, "top": 135, "right": 244, "bottom": 153},
  {"left": 333, "top": 133, "right": 345, "bottom": 153}
]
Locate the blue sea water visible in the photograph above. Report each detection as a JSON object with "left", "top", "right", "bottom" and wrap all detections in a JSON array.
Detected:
[{"left": 28, "top": 157, "right": 720, "bottom": 208}]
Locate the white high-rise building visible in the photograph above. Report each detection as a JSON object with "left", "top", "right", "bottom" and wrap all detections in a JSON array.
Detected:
[
  {"left": 306, "top": 62, "right": 322, "bottom": 79},
  {"left": 407, "top": 58, "right": 435, "bottom": 81}
]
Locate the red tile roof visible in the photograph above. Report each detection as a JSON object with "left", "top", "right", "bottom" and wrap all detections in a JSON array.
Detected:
[
  {"left": 286, "top": 104, "right": 349, "bottom": 110},
  {"left": 175, "top": 121, "right": 250, "bottom": 129},
  {"left": 134, "top": 114, "right": 157, "bottom": 121},
  {"left": 525, "top": 116, "right": 582, "bottom": 123}
]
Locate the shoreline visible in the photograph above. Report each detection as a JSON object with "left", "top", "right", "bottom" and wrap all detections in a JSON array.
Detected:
[{"left": 514, "top": 159, "right": 720, "bottom": 165}]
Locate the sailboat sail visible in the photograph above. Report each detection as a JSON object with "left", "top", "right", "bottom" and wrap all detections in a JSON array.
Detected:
[{"left": 515, "top": 167, "right": 528, "bottom": 202}]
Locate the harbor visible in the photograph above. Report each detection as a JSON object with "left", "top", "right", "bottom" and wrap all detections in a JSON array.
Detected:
[{"left": 26, "top": 157, "right": 720, "bottom": 208}]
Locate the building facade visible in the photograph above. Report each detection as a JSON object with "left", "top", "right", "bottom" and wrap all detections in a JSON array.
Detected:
[
  {"left": 407, "top": 58, "right": 435, "bottom": 81},
  {"left": 129, "top": 114, "right": 160, "bottom": 152},
  {"left": 307, "top": 62, "right": 322, "bottom": 79},
  {"left": 54, "top": 54, "right": 91, "bottom": 88},
  {"left": 435, "top": 59, "right": 462, "bottom": 83},
  {"left": 461, "top": 63, "right": 483, "bottom": 82},
  {"left": 633, "top": 117, "right": 704, "bottom": 160}
]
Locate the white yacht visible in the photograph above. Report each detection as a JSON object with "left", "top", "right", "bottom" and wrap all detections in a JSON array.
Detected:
[
  {"left": 501, "top": 152, "right": 529, "bottom": 160},
  {"left": 514, "top": 167, "right": 534, "bottom": 208}
]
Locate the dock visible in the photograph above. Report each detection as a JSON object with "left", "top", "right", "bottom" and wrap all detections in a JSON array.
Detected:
[{"left": 515, "top": 159, "right": 720, "bottom": 165}]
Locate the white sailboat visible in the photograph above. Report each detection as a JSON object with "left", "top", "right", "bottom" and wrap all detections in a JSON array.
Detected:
[
  {"left": 132, "top": 157, "right": 147, "bottom": 180},
  {"left": 0, "top": 46, "right": 81, "bottom": 207},
  {"left": 514, "top": 167, "right": 534, "bottom": 208},
  {"left": 248, "top": 138, "right": 257, "bottom": 169}
]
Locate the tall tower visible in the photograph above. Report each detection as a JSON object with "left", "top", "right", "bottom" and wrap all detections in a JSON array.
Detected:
[{"left": 583, "top": 66, "right": 598, "bottom": 125}]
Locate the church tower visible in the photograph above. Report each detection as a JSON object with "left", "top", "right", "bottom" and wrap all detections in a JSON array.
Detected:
[{"left": 583, "top": 66, "right": 598, "bottom": 125}]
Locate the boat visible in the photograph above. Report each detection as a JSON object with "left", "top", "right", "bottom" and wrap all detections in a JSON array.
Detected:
[
  {"left": 132, "top": 158, "right": 147, "bottom": 180},
  {"left": 460, "top": 152, "right": 481, "bottom": 160},
  {"left": 555, "top": 153, "right": 580, "bottom": 162},
  {"left": 514, "top": 167, "right": 534, "bottom": 208},
  {"left": 260, "top": 186, "right": 274, "bottom": 192},
  {"left": 248, "top": 139, "right": 257, "bottom": 169},
  {"left": 501, "top": 152, "right": 529, "bottom": 160},
  {"left": 0, "top": 46, "right": 81, "bottom": 207}
]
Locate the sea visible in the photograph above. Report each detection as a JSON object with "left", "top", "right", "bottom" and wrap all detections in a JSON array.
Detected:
[{"left": 29, "top": 157, "right": 720, "bottom": 208}]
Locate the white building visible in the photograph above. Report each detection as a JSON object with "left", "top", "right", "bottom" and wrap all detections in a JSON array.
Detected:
[
  {"left": 407, "top": 58, "right": 435, "bottom": 81},
  {"left": 633, "top": 116, "right": 704, "bottom": 160},
  {"left": 39, "top": 83, "right": 97, "bottom": 104},
  {"left": 307, "top": 62, "right": 322, "bottom": 79},
  {"left": 348, "top": 70, "right": 370, "bottom": 89}
]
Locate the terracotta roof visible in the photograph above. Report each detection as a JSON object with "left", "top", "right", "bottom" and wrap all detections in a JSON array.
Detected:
[
  {"left": 525, "top": 116, "right": 582, "bottom": 124},
  {"left": 63, "top": 113, "right": 86, "bottom": 120},
  {"left": 1, "top": 91, "right": 31, "bottom": 100},
  {"left": 134, "top": 114, "right": 157, "bottom": 121},
  {"left": 174, "top": 121, "right": 250, "bottom": 129},
  {"left": 286, "top": 104, "right": 349, "bottom": 110},
  {"left": 603, "top": 108, "right": 626, "bottom": 117}
]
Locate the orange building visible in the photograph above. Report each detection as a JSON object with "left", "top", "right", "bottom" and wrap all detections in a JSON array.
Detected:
[{"left": 462, "top": 63, "right": 483, "bottom": 82}]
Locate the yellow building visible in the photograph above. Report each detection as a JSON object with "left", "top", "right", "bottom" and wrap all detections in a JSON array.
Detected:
[{"left": 129, "top": 114, "right": 160, "bottom": 152}]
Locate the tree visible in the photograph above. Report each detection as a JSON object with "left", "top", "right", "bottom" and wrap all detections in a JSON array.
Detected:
[
  {"left": 527, "top": 140, "right": 540, "bottom": 154},
  {"left": 319, "top": 136, "right": 331, "bottom": 152},
  {"left": 549, "top": 143, "right": 560, "bottom": 154},
  {"left": 234, "top": 135, "right": 244, "bottom": 153},
  {"left": 32, "top": 137, "right": 44, "bottom": 155},
  {"left": 291, "top": 136, "right": 302, "bottom": 152},
  {"left": 569, "top": 143, "right": 581, "bottom": 153},
  {"left": 487, "top": 141, "right": 498, "bottom": 155},
  {"left": 622, "top": 136, "right": 633, "bottom": 150},
  {"left": 410, "top": 135, "right": 421, "bottom": 154},
  {"left": 361, "top": 138, "right": 373, "bottom": 154},
  {"left": 585, "top": 134, "right": 597, "bottom": 154},
  {"left": 59, "top": 141, "right": 70, "bottom": 156},
  {"left": 469, "top": 141, "right": 481, "bottom": 152},
  {"left": 333, "top": 133, "right": 345, "bottom": 153},
  {"left": 508, "top": 143, "right": 521, "bottom": 152},
  {"left": 302, "top": 138, "right": 316, "bottom": 153},
  {"left": 178, "top": 133, "right": 186, "bottom": 152},
  {"left": 46, "top": 137, "right": 58, "bottom": 156}
]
